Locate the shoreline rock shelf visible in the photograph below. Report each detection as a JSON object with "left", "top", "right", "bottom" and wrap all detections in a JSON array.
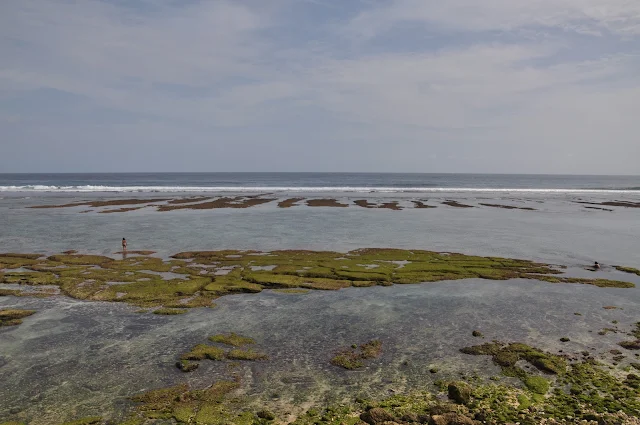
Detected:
[{"left": 0, "top": 249, "right": 635, "bottom": 310}]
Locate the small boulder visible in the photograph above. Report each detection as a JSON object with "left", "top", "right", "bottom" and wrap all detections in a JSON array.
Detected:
[
  {"left": 360, "top": 408, "right": 396, "bottom": 425},
  {"left": 175, "top": 360, "right": 199, "bottom": 373},
  {"left": 429, "top": 413, "right": 476, "bottom": 425},
  {"left": 472, "top": 330, "right": 483, "bottom": 337},
  {"left": 447, "top": 382, "right": 472, "bottom": 405},
  {"left": 257, "top": 409, "right": 276, "bottom": 420},
  {"left": 401, "top": 413, "right": 419, "bottom": 423},
  {"left": 429, "top": 404, "right": 456, "bottom": 416}
]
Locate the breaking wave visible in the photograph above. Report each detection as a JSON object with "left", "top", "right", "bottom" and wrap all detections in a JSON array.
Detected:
[{"left": 0, "top": 185, "right": 638, "bottom": 194}]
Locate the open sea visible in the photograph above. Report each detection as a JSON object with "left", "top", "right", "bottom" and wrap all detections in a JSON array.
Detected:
[
  {"left": 1, "top": 172, "right": 639, "bottom": 193},
  {"left": 1, "top": 173, "right": 639, "bottom": 424}
]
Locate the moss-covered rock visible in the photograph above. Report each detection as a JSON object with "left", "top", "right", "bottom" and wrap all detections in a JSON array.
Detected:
[
  {"left": 226, "top": 349, "right": 268, "bottom": 361},
  {"left": 331, "top": 340, "right": 382, "bottom": 370},
  {"left": 0, "top": 248, "right": 634, "bottom": 313},
  {"left": 0, "top": 309, "right": 35, "bottom": 326},
  {"left": 447, "top": 382, "right": 472, "bottom": 405},
  {"left": 181, "top": 344, "right": 225, "bottom": 361},
  {"left": 175, "top": 360, "right": 199, "bottom": 372},
  {"left": 208, "top": 333, "right": 255, "bottom": 347},
  {"left": 360, "top": 407, "right": 396, "bottom": 425}
]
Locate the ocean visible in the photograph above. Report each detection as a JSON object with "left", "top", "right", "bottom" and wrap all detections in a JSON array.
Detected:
[
  {"left": 1, "top": 173, "right": 639, "bottom": 424},
  {"left": 1, "top": 172, "right": 639, "bottom": 193}
]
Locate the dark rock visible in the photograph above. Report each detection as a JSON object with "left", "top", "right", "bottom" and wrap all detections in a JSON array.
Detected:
[
  {"left": 619, "top": 340, "right": 640, "bottom": 350},
  {"left": 417, "top": 414, "right": 432, "bottom": 424},
  {"left": 360, "top": 408, "right": 396, "bottom": 425},
  {"left": 472, "top": 330, "right": 483, "bottom": 337},
  {"left": 401, "top": 413, "right": 419, "bottom": 423},
  {"left": 448, "top": 382, "right": 472, "bottom": 405},
  {"left": 429, "top": 404, "right": 456, "bottom": 415},
  {"left": 560, "top": 337, "right": 570, "bottom": 342},
  {"left": 257, "top": 409, "right": 276, "bottom": 420},
  {"left": 175, "top": 360, "right": 199, "bottom": 373}
]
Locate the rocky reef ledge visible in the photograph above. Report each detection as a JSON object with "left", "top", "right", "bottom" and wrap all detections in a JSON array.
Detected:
[{"left": 0, "top": 249, "right": 635, "bottom": 310}]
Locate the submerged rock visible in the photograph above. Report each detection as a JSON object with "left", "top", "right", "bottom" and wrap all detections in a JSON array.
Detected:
[
  {"left": 429, "top": 412, "right": 476, "bottom": 425},
  {"left": 447, "top": 382, "right": 471, "bottom": 405},
  {"left": 175, "top": 360, "right": 199, "bottom": 373}
]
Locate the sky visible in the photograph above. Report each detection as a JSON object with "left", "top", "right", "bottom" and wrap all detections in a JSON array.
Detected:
[{"left": 1, "top": 0, "right": 639, "bottom": 174}]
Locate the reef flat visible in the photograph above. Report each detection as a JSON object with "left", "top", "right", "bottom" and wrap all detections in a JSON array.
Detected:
[
  {"left": 0, "top": 308, "right": 35, "bottom": 327},
  {"left": 10, "top": 337, "right": 638, "bottom": 425},
  {"left": 0, "top": 249, "right": 635, "bottom": 311}
]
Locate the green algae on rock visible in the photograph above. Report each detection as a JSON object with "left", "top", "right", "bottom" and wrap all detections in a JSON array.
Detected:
[
  {"left": 615, "top": 266, "right": 640, "bottom": 276},
  {"left": 209, "top": 333, "right": 255, "bottom": 347},
  {"left": 0, "top": 309, "right": 36, "bottom": 327},
  {"left": 226, "top": 349, "right": 268, "bottom": 361},
  {"left": 331, "top": 340, "right": 382, "bottom": 370},
  {"left": 175, "top": 359, "right": 200, "bottom": 373},
  {"left": 129, "top": 380, "right": 244, "bottom": 424},
  {"left": 1, "top": 248, "right": 635, "bottom": 312},
  {"left": 181, "top": 344, "right": 226, "bottom": 361}
]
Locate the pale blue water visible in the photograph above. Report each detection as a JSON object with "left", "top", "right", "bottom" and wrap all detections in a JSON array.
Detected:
[{"left": 1, "top": 173, "right": 639, "bottom": 424}]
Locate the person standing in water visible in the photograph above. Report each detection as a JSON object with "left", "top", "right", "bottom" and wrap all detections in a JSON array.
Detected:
[{"left": 122, "top": 238, "right": 127, "bottom": 251}]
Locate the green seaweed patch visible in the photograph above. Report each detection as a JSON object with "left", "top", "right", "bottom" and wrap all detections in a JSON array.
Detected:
[
  {"left": 0, "top": 288, "right": 22, "bottom": 296},
  {"left": 175, "top": 360, "right": 199, "bottom": 373},
  {"left": 0, "top": 248, "right": 634, "bottom": 312},
  {"left": 461, "top": 341, "right": 566, "bottom": 392},
  {"left": 278, "top": 198, "right": 305, "bottom": 208},
  {"left": 331, "top": 340, "right": 382, "bottom": 370},
  {"left": 523, "top": 375, "right": 550, "bottom": 394},
  {"left": 614, "top": 266, "right": 640, "bottom": 276},
  {"left": 0, "top": 253, "right": 43, "bottom": 260},
  {"left": 48, "top": 254, "right": 114, "bottom": 266},
  {"left": 226, "top": 348, "right": 268, "bottom": 361},
  {"left": 306, "top": 199, "right": 349, "bottom": 208},
  {"left": 181, "top": 344, "right": 225, "bottom": 361},
  {"left": 0, "top": 309, "right": 36, "bottom": 326},
  {"left": 130, "top": 380, "right": 240, "bottom": 423},
  {"left": 209, "top": 332, "right": 255, "bottom": 347},
  {"left": 157, "top": 196, "right": 275, "bottom": 211},
  {"left": 153, "top": 308, "right": 188, "bottom": 315}
]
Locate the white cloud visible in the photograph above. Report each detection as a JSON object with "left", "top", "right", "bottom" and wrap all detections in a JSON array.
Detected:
[
  {"left": 0, "top": 0, "right": 639, "bottom": 173},
  {"left": 347, "top": 0, "right": 640, "bottom": 39}
]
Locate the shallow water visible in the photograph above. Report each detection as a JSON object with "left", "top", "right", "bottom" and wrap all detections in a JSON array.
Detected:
[
  {"left": 1, "top": 188, "right": 639, "bottom": 423},
  {"left": 2, "top": 275, "right": 640, "bottom": 423}
]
